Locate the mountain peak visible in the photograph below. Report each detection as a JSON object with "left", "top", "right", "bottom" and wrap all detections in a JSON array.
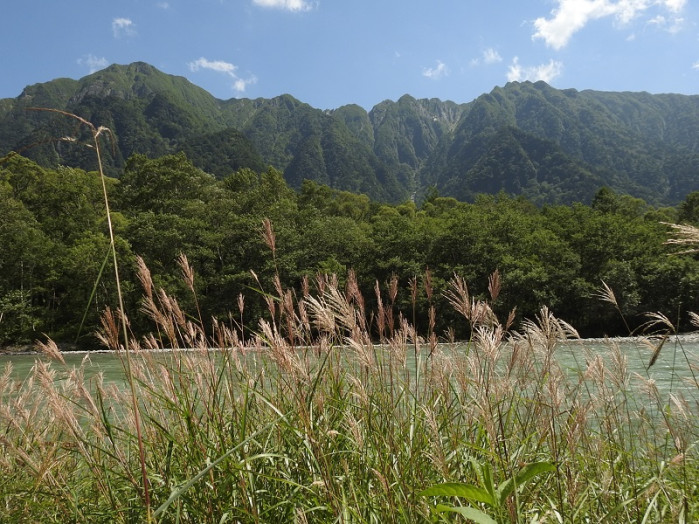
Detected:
[
  {"left": 68, "top": 62, "right": 197, "bottom": 104},
  {"left": 2, "top": 61, "right": 699, "bottom": 205}
]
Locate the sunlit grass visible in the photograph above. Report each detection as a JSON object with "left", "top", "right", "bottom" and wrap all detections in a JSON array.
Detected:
[{"left": 0, "top": 253, "right": 696, "bottom": 522}]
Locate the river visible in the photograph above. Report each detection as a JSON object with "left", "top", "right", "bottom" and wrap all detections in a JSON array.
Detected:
[{"left": 3, "top": 337, "right": 698, "bottom": 407}]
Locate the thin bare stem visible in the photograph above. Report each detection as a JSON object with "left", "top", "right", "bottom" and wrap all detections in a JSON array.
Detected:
[{"left": 27, "top": 107, "right": 152, "bottom": 520}]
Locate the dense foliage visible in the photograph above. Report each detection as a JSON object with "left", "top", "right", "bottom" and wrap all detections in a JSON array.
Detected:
[
  {"left": 2, "top": 63, "right": 699, "bottom": 205},
  {"left": 1, "top": 152, "right": 698, "bottom": 348}
]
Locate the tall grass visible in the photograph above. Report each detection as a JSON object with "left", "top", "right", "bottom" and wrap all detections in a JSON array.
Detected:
[
  {"left": 23, "top": 108, "right": 152, "bottom": 517},
  {"left": 0, "top": 245, "right": 696, "bottom": 522}
]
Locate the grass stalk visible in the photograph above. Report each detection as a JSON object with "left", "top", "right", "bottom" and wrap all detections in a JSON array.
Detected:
[
  {"left": 27, "top": 107, "right": 152, "bottom": 520},
  {"left": 1, "top": 240, "right": 697, "bottom": 520}
]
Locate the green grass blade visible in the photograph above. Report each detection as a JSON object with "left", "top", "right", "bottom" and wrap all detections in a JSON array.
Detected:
[
  {"left": 419, "top": 483, "right": 495, "bottom": 506},
  {"left": 482, "top": 461, "right": 495, "bottom": 501},
  {"left": 153, "top": 413, "right": 287, "bottom": 518},
  {"left": 434, "top": 503, "right": 498, "bottom": 524},
  {"left": 75, "top": 246, "right": 111, "bottom": 343},
  {"left": 469, "top": 456, "right": 496, "bottom": 502},
  {"left": 497, "top": 461, "right": 556, "bottom": 505}
]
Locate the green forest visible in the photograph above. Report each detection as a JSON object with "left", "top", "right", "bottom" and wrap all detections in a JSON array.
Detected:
[{"left": 2, "top": 150, "right": 698, "bottom": 348}]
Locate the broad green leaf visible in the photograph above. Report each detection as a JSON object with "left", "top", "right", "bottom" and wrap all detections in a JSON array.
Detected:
[
  {"left": 468, "top": 457, "right": 496, "bottom": 501},
  {"left": 419, "top": 483, "right": 495, "bottom": 506},
  {"left": 435, "top": 504, "right": 498, "bottom": 524},
  {"left": 482, "top": 462, "right": 495, "bottom": 500},
  {"left": 497, "top": 461, "right": 556, "bottom": 505}
]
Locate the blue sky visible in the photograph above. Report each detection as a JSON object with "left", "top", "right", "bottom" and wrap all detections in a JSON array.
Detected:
[{"left": 2, "top": 0, "right": 698, "bottom": 110}]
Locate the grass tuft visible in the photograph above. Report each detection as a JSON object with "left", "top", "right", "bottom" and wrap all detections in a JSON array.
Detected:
[{"left": 0, "top": 257, "right": 696, "bottom": 522}]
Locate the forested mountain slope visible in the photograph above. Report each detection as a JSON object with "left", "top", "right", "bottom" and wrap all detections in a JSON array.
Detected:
[
  {"left": 428, "top": 81, "right": 699, "bottom": 204},
  {"left": 1, "top": 63, "right": 698, "bottom": 204}
]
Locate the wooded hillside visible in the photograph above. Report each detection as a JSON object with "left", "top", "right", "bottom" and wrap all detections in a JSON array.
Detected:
[
  {"left": 2, "top": 62, "right": 698, "bottom": 205},
  {"left": 2, "top": 153, "right": 698, "bottom": 347}
]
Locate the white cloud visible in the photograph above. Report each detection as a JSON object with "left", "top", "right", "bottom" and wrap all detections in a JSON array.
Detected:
[
  {"left": 189, "top": 57, "right": 238, "bottom": 75},
  {"left": 533, "top": 0, "right": 688, "bottom": 49},
  {"left": 112, "top": 18, "right": 136, "bottom": 38},
  {"left": 507, "top": 57, "right": 563, "bottom": 83},
  {"left": 77, "top": 54, "right": 109, "bottom": 74},
  {"left": 648, "top": 14, "right": 685, "bottom": 33},
  {"left": 233, "top": 76, "right": 258, "bottom": 93},
  {"left": 693, "top": 61, "right": 699, "bottom": 70},
  {"left": 470, "top": 48, "right": 502, "bottom": 67},
  {"left": 533, "top": 1, "right": 618, "bottom": 50},
  {"left": 188, "top": 57, "right": 257, "bottom": 94},
  {"left": 252, "top": 0, "right": 314, "bottom": 11},
  {"left": 156, "top": 2, "right": 170, "bottom": 9},
  {"left": 662, "top": 0, "right": 686, "bottom": 12},
  {"left": 483, "top": 48, "right": 503, "bottom": 65},
  {"left": 423, "top": 60, "right": 449, "bottom": 79}
]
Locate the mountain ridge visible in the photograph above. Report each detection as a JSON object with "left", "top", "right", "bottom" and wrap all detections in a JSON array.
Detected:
[{"left": 1, "top": 62, "right": 698, "bottom": 205}]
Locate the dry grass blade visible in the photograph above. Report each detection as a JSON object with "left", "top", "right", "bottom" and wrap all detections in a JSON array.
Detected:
[
  {"left": 26, "top": 107, "right": 151, "bottom": 518},
  {"left": 96, "top": 308, "right": 121, "bottom": 351},
  {"left": 389, "top": 274, "right": 399, "bottom": 303},
  {"left": 638, "top": 311, "right": 676, "bottom": 368},
  {"left": 136, "top": 256, "right": 154, "bottom": 300},
  {"left": 324, "top": 284, "right": 358, "bottom": 334},
  {"left": 663, "top": 222, "right": 699, "bottom": 253},
  {"left": 488, "top": 269, "right": 501, "bottom": 302},
  {"left": 519, "top": 306, "right": 579, "bottom": 346},
  {"left": 304, "top": 293, "right": 337, "bottom": 335},
  {"left": 639, "top": 311, "right": 676, "bottom": 335},
  {"left": 424, "top": 268, "right": 434, "bottom": 301},
  {"left": 594, "top": 280, "right": 618, "bottom": 307},
  {"left": 35, "top": 338, "right": 65, "bottom": 365},
  {"left": 237, "top": 293, "right": 245, "bottom": 315},
  {"left": 647, "top": 334, "right": 669, "bottom": 369},
  {"left": 262, "top": 217, "right": 276, "bottom": 256},
  {"left": 177, "top": 253, "right": 196, "bottom": 294},
  {"left": 444, "top": 274, "right": 471, "bottom": 320},
  {"left": 504, "top": 307, "right": 517, "bottom": 331}
]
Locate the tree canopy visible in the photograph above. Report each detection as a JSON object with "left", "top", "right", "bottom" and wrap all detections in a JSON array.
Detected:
[{"left": 1, "top": 153, "right": 697, "bottom": 347}]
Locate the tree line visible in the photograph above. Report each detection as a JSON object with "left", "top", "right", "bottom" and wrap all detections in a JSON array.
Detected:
[{"left": 1, "top": 151, "right": 698, "bottom": 348}]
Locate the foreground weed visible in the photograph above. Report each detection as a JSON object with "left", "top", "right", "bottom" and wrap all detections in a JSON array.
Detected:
[{"left": 419, "top": 460, "right": 555, "bottom": 524}]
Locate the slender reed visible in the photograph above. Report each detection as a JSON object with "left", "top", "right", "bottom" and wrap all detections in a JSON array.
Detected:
[{"left": 26, "top": 108, "right": 152, "bottom": 519}]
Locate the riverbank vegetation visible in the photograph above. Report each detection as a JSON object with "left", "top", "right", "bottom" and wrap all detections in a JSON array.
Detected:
[
  {"left": 1, "top": 250, "right": 697, "bottom": 521},
  {"left": 2, "top": 152, "right": 699, "bottom": 348}
]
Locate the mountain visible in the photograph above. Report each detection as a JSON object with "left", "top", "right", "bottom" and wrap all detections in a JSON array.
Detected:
[
  {"left": 1, "top": 62, "right": 698, "bottom": 205},
  {"left": 0, "top": 63, "right": 229, "bottom": 175},
  {"left": 428, "top": 81, "right": 699, "bottom": 204}
]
